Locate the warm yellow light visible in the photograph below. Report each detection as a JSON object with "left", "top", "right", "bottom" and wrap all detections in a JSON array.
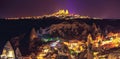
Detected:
[
  {"left": 7, "top": 50, "right": 15, "bottom": 58},
  {"left": 98, "top": 32, "right": 120, "bottom": 49},
  {"left": 37, "top": 53, "right": 46, "bottom": 59},
  {"left": 53, "top": 9, "right": 69, "bottom": 15},
  {"left": 87, "top": 34, "right": 93, "bottom": 46},
  {"left": 43, "top": 49, "right": 49, "bottom": 53},
  {"left": 2, "top": 49, "right": 7, "bottom": 55},
  {"left": 93, "top": 52, "right": 99, "bottom": 56},
  {"left": 65, "top": 10, "right": 69, "bottom": 15}
]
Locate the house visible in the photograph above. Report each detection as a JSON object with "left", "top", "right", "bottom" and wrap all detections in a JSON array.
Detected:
[
  {"left": 0, "top": 41, "right": 15, "bottom": 59},
  {"left": 0, "top": 41, "right": 23, "bottom": 59}
]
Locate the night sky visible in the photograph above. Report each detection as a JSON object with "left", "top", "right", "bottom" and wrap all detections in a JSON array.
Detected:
[{"left": 0, "top": 0, "right": 120, "bottom": 19}]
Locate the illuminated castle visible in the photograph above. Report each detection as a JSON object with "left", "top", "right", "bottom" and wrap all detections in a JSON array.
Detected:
[
  {"left": 53, "top": 9, "right": 69, "bottom": 15},
  {"left": 51, "top": 9, "right": 91, "bottom": 19}
]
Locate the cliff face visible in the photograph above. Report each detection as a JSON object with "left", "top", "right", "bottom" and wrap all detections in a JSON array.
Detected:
[{"left": 0, "top": 18, "right": 120, "bottom": 56}]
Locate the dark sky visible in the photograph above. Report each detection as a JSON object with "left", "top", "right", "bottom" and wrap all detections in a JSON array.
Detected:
[{"left": 0, "top": 0, "right": 120, "bottom": 19}]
